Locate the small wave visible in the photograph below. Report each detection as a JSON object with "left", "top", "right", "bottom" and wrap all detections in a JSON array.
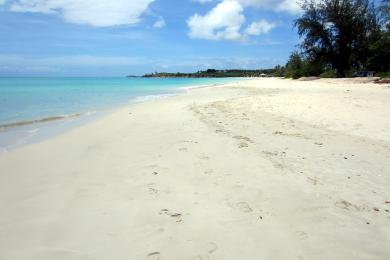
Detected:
[
  {"left": 84, "top": 111, "right": 97, "bottom": 116},
  {"left": 179, "top": 83, "right": 227, "bottom": 91},
  {"left": 26, "top": 128, "right": 39, "bottom": 134},
  {"left": 131, "top": 94, "right": 176, "bottom": 103},
  {"left": 0, "top": 113, "right": 85, "bottom": 131}
]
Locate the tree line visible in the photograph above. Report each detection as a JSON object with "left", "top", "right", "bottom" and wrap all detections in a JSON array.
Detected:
[
  {"left": 283, "top": 0, "right": 389, "bottom": 79},
  {"left": 142, "top": 69, "right": 277, "bottom": 78}
]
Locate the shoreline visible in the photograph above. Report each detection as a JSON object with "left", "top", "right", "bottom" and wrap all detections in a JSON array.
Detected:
[
  {"left": 0, "top": 79, "right": 241, "bottom": 153},
  {"left": 0, "top": 78, "right": 389, "bottom": 259},
  {"left": 0, "top": 113, "right": 85, "bottom": 130},
  {"left": 0, "top": 76, "right": 387, "bottom": 154}
]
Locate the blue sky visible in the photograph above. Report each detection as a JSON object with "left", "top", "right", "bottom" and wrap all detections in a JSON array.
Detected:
[{"left": 0, "top": 0, "right": 301, "bottom": 76}]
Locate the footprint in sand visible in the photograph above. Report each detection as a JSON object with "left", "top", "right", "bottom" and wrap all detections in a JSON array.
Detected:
[
  {"left": 159, "top": 209, "right": 183, "bottom": 223},
  {"left": 233, "top": 136, "right": 253, "bottom": 143},
  {"left": 147, "top": 183, "right": 159, "bottom": 195},
  {"left": 335, "top": 200, "right": 369, "bottom": 211},
  {"left": 335, "top": 200, "right": 357, "bottom": 210},
  {"left": 262, "top": 151, "right": 287, "bottom": 170},
  {"left": 236, "top": 202, "right": 253, "bottom": 213},
  {"left": 207, "top": 242, "right": 218, "bottom": 254},
  {"left": 179, "top": 147, "right": 188, "bottom": 152},
  {"left": 148, "top": 187, "right": 158, "bottom": 195},
  {"left": 307, "top": 176, "right": 321, "bottom": 185},
  {"left": 225, "top": 200, "right": 253, "bottom": 213},
  {"left": 263, "top": 151, "right": 280, "bottom": 157},
  {"left": 238, "top": 142, "right": 249, "bottom": 148},
  {"left": 147, "top": 252, "right": 161, "bottom": 260}
]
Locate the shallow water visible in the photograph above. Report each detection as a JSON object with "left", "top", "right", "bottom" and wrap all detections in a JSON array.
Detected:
[{"left": 0, "top": 77, "right": 240, "bottom": 152}]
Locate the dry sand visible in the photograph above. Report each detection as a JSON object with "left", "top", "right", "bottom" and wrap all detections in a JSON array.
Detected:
[{"left": 0, "top": 78, "right": 389, "bottom": 260}]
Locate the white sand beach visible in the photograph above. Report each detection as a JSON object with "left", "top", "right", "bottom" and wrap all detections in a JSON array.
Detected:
[{"left": 0, "top": 78, "right": 389, "bottom": 260}]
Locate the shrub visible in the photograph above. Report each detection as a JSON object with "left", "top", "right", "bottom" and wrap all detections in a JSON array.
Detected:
[
  {"left": 319, "top": 70, "right": 337, "bottom": 78},
  {"left": 377, "top": 71, "right": 390, "bottom": 78}
]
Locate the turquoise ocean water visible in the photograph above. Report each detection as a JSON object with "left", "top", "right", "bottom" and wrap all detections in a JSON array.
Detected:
[{"left": 0, "top": 77, "right": 239, "bottom": 152}]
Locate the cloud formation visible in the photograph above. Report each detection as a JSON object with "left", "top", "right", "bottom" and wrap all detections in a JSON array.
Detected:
[
  {"left": 188, "top": 0, "right": 278, "bottom": 41},
  {"left": 191, "top": 0, "right": 302, "bottom": 14},
  {"left": 187, "top": 0, "right": 246, "bottom": 41},
  {"left": 10, "top": 0, "right": 155, "bottom": 27},
  {"left": 153, "top": 17, "right": 166, "bottom": 28},
  {"left": 245, "top": 20, "right": 275, "bottom": 35},
  {"left": 274, "top": 0, "right": 301, "bottom": 14},
  {"left": 227, "top": 0, "right": 301, "bottom": 14}
]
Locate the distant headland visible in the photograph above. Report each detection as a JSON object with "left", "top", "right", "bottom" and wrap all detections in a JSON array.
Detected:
[{"left": 134, "top": 68, "right": 285, "bottom": 78}]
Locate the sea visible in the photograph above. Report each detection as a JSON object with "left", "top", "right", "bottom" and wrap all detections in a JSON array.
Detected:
[{"left": 0, "top": 77, "right": 240, "bottom": 153}]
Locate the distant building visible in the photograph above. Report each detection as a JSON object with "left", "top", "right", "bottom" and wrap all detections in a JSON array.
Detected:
[{"left": 260, "top": 73, "right": 267, "bottom": 77}]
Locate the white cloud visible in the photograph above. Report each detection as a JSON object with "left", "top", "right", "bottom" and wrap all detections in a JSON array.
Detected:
[
  {"left": 245, "top": 20, "right": 275, "bottom": 35},
  {"left": 10, "top": 0, "right": 155, "bottom": 27},
  {"left": 153, "top": 17, "right": 166, "bottom": 28},
  {"left": 238, "top": 0, "right": 301, "bottom": 14},
  {"left": 188, "top": 0, "right": 279, "bottom": 41},
  {"left": 195, "top": 0, "right": 302, "bottom": 14},
  {"left": 187, "top": 0, "right": 246, "bottom": 41},
  {"left": 275, "top": 0, "right": 301, "bottom": 14}
]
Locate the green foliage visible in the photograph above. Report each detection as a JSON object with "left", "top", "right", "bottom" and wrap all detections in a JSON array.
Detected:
[
  {"left": 284, "top": 51, "right": 327, "bottom": 79},
  {"left": 368, "top": 1, "right": 390, "bottom": 72},
  {"left": 301, "top": 58, "right": 326, "bottom": 76},
  {"left": 377, "top": 70, "right": 390, "bottom": 78},
  {"left": 285, "top": 52, "right": 304, "bottom": 79},
  {"left": 367, "top": 29, "right": 390, "bottom": 72},
  {"left": 271, "top": 65, "right": 286, "bottom": 77},
  {"left": 319, "top": 70, "right": 337, "bottom": 78},
  {"left": 295, "top": 0, "right": 380, "bottom": 77}
]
